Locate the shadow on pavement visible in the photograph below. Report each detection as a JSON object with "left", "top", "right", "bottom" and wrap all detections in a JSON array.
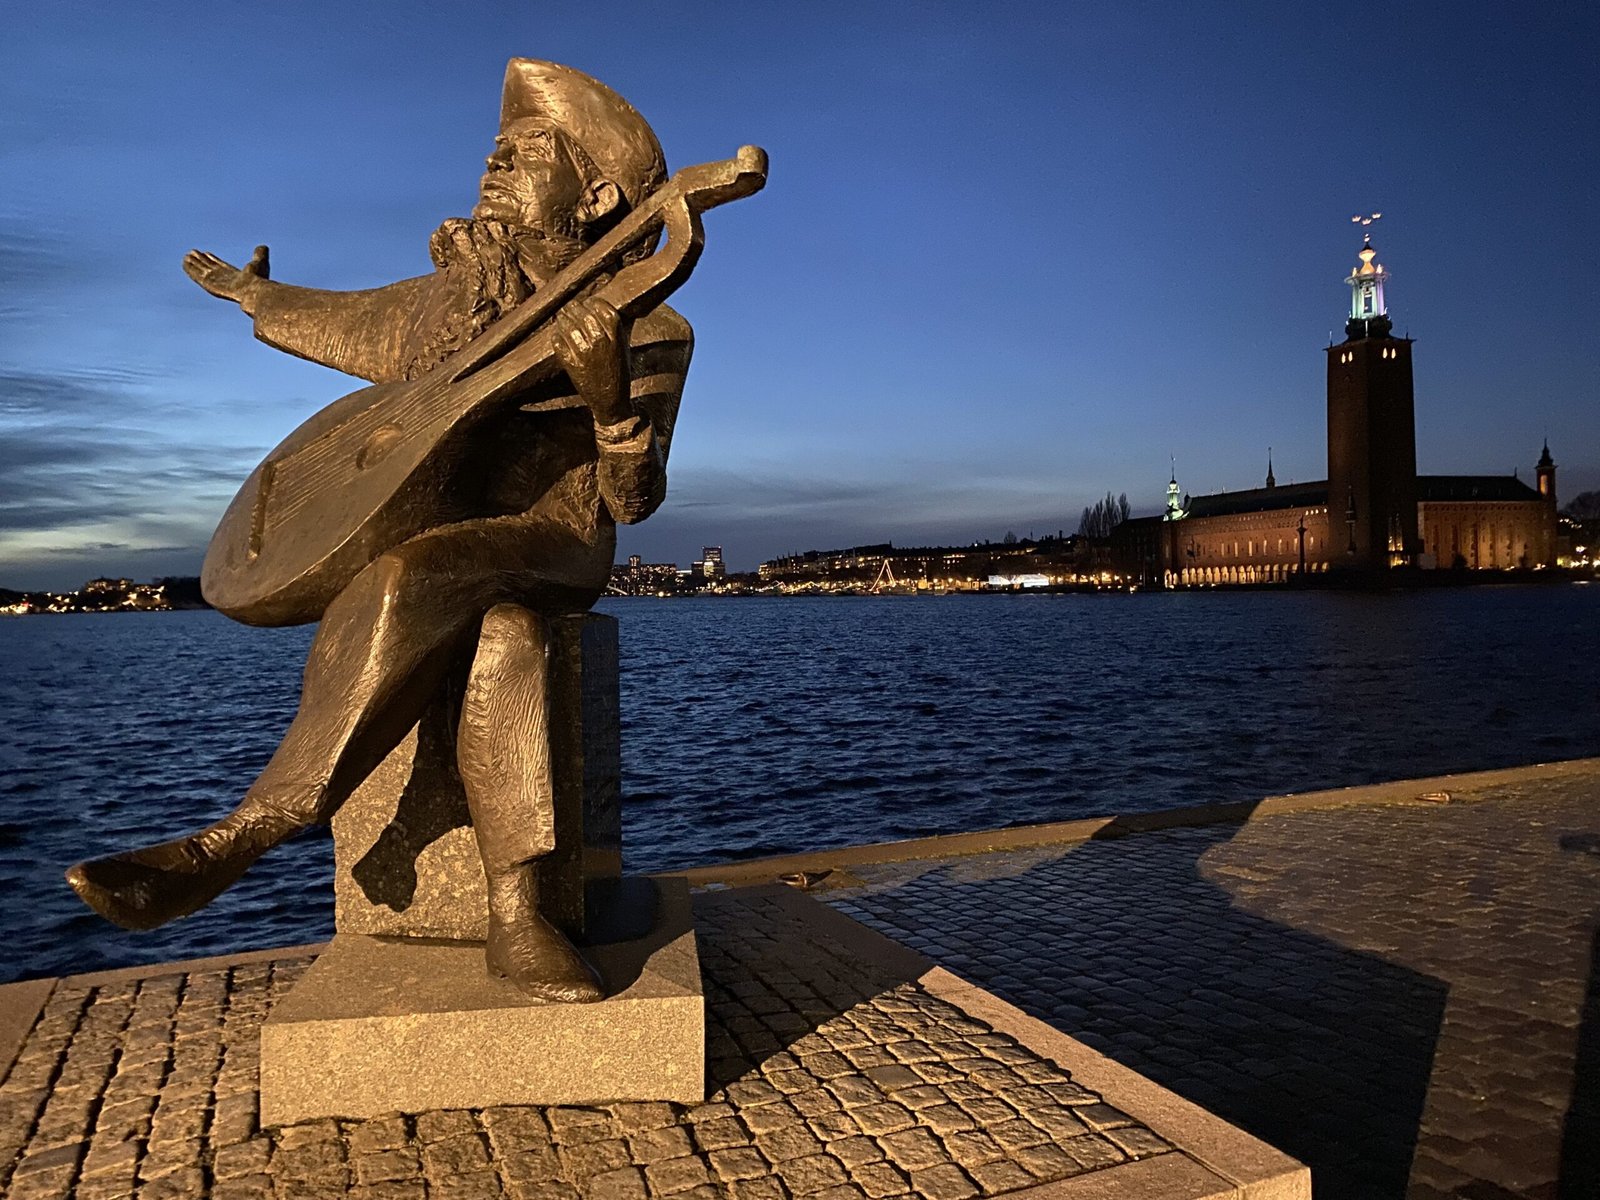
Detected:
[
  {"left": 833, "top": 807, "right": 1449, "bottom": 1200},
  {"left": 1558, "top": 921, "right": 1600, "bottom": 1198}
]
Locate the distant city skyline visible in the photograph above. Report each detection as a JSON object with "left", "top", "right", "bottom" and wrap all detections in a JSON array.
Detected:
[{"left": 3, "top": 2, "right": 1596, "bottom": 588}]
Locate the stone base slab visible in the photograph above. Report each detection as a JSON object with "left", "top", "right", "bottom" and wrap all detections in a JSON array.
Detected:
[{"left": 259, "top": 877, "right": 702, "bottom": 1124}]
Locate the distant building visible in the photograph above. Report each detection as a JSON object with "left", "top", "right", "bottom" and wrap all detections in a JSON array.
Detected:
[
  {"left": 1147, "top": 232, "right": 1557, "bottom": 586},
  {"left": 692, "top": 546, "right": 727, "bottom": 581},
  {"left": 608, "top": 556, "right": 681, "bottom": 595}
]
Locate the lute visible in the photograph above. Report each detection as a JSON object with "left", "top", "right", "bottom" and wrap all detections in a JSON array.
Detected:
[{"left": 202, "top": 146, "right": 767, "bottom": 627}]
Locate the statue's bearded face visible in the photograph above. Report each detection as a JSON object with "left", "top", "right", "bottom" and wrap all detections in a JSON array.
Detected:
[{"left": 474, "top": 118, "right": 589, "bottom": 237}]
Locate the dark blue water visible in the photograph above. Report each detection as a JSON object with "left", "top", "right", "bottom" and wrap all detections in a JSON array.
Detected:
[{"left": 3, "top": 588, "right": 1598, "bottom": 983}]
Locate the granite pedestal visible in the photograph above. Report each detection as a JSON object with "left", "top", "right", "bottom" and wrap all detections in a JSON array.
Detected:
[
  {"left": 261, "top": 612, "right": 705, "bottom": 1121},
  {"left": 332, "top": 612, "right": 624, "bottom": 941},
  {"left": 259, "top": 877, "right": 704, "bottom": 1123}
]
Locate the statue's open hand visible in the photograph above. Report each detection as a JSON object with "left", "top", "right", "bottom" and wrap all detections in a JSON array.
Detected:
[
  {"left": 183, "top": 245, "right": 270, "bottom": 305},
  {"left": 553, "top": 296, "right": 632, "bottom": 426}
]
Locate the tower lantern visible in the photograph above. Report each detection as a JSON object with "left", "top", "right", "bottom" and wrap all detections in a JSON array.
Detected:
[
  {"left": 1537, "top": 440, "right": 1557, "bottom": 502},
  {"left": 1345, "top": 213, "right": 1390, "bottom": 339}
]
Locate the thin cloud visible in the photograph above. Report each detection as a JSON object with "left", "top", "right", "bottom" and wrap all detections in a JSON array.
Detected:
[
  {"left": 0, "top": 424, "right": 255, "bottom": 535},
  {"left": 0, "top": 353, "right": 263, "bottom": 587}
]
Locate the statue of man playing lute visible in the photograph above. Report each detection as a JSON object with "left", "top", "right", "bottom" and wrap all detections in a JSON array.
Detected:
[{"left": 66, "top": 59, "right": 765, "bottom": 1003}]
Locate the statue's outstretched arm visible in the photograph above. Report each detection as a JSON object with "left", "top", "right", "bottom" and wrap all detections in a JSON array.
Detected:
[{"left": 183, "top": 246, "right": 433, "bottom": 384}]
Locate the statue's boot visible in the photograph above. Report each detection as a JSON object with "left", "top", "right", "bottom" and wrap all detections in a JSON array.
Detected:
[
  {"left": 484, "top": 864, "right": 604, "bottom": 1004},
  {"left": 65, "top": 802, "right": 307, "bottom": 931}
]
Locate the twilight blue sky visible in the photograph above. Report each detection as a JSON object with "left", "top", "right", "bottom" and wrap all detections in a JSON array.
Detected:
[{"left": 3, "top": 1, "right": 1595, "bottom": 586}]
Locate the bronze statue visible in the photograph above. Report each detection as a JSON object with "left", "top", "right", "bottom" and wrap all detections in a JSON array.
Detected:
[{"left": 66, "top": 60, "right": 765, "bottom": 1002}]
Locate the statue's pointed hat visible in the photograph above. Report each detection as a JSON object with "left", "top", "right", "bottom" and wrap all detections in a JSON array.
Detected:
[{"left": 500, "top": 59, "right": 666, "bottom": 209}]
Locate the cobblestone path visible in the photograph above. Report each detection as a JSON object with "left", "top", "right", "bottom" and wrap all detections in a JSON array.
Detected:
[
  {"left": 0, "top": 890, "right": 1174, "bottom": 1199},
  {"left": 829, "top": 774, "right": 1600, "bottom": 1200}
]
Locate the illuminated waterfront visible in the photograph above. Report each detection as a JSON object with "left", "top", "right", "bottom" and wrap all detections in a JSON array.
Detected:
[{"left": 3, "top": 586, "right": 1598, "bottom": 982}]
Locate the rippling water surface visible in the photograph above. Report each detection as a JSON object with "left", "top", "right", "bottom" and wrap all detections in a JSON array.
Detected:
[{"left": 4, "top": 587, "right": 1598, "bottom": 981}]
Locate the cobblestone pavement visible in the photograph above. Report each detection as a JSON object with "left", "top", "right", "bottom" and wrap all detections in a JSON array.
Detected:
[
  {"left": 0, "top": 890, "right": 1172, "bottom": 1199},
  {"left": 829, "top": 774, "right": 1600, "bottom": 1200}
]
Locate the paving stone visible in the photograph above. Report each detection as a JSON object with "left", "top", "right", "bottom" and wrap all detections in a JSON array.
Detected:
[
  {"left": 430, "top": 1172, "right": 505, "bottom": 1200},
  {"left": 952, "top": 1096, "right": 1012, "bottom": 1127},
  {"left": 966, "top": 1159, "right": 1035, "bottom": 1196},
  {"left": 725, "top": 1080, "right": 781, "bottom": 1107},
  {"left": 907, "top": 1163, "right": 978, "bottom": 1200},
  {"left": 277, "top": 1117, "right": 344, "bottom": 1148},
  {"left": 690, "top": 1116, "right": 750, "bottom": 1153},
  {"left": 423, "top": 1131, "right": 494, "bottom": 1177},
  {"left": 841, "top": 1046, "right": 896, "bottom": 1070},
  {"left": 140, "top": 1167, "right": 210, "bottom": 1198},
  {"left": 709, "top": 1145, "right": 769, "bottom": 1181},
  {"left": 766, "top": 1069, "right": 814, "bottom": 1095},
  {"left": 907, "top": 1062, "right": 962, "bottom": 1086},
  {"left": 353, "top": 1146, "right": 423, "bottom": 1184},
  {"left": 731, "top": 1176, "right": 791, "bottom": 1200},
  {"left": 480, "top": 1109, "right": 551, "bottom": 1156},
  {"left": 1012, "top": 1141, "right": 1081, "bottom": 1178},
  {"left": 1012, "top": 1062, "right": 1071, "bottom": 1086},
  {"left": 609, "top": 1103, "right": 678, "bottom": 1134},
  {"left": 799, "top": 1051, "right": 854, "bottom": 1079},
  {"left": 643, "top": 1153, "right": 711, "bottom": 1194},
  {"left": 348, "top": 1183, "right": 428, "bottom": 1200},
  {"left": 1027, "top": 1105, "right": 1089, "bottom": 1141},
  {"left": 630, "top": 1123, "right": 695, "bottom": 1163},
  {"left": 742, "top": 1102, "right": 803, "bottom": 1136},
  {"left": 585, "top": 1165, "right": 647, "bottom": 1200},
  {"left": 889, "top": 1085, "right": 944, "bottom": 1111},
  {"left": 547, "top": 1107, "right": 617, "bottom": 1143},
  {"left": 876, "top": 1126, "right": 945, "bottom": 1172},
  {"left": 822, "top": 1076, "right": 884, "bottom": 1108},
  {"left": 885, "top": 1042, "right": 940, "bottom": 1065},
  {"left": 1072, "top": 1102, "right": 1134, "bottom": 1130},
  {"left": 211, "top": 1090, "right": 258, "bottom": 1145},
  {"left": 499, "top": 1146, "right": 565, "bottom": 1183},
  {"left": 828, "top": 1136, "right": 884, "bottom": 1169},
  {"left": 788, "top": 1088, "right": 840, "bottom": 1119},
  {"left": 853, "top": 1160, "right": 911, "bottom": 1198},
  {"left": 759, "top": 1122, "right": 825, "bottom": 1162},
  {"left": 684, "top": 1102, "right": 737, "bottom": 1125},
  {"left": 807, "top": 1110, "right": 860, "bottom": 1142},
  {"left": 861, "top": 1066, "right": 920, "bottom": 1092},
  {"left": 557, "top": 1137, "right": 631, "bottom": 1181},
  {"left": 920, "top": 1105, "right": 979, "bottom": 1139},
  {"left": 847, "top": 1103, "right": 915, "bottom": 1137},
  {"left": 214, "top": 1137, "right": 273, "bottom": 1179},
  {"left": 1059, "top": 1135, "right": 1127, "bottom": 1171},
  {"left": 506, "top": 1180, "right": 582, "bottom": 1200},
  {"left": 209, "top": 1176, "right": 276, "bottom": 1200},
  {"left": 1043, "top": 1082, "right": 1098, "bottom": 1106},
  {"left": 773, "top": 1151, "right": 848, "bottom": 1194},
  {"left": 984, "top": 1118, "right": 1046, "bottom": 1151},
  {"left": 941, "top": 1130, "right": 1005, "bottom": 1172},
  {"left": 1105, "top": 1125, "right": 1170, "bottom": 1157}
]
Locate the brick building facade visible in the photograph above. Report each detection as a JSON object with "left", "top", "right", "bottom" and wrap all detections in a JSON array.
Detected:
[{"left": 1147, "top": 235, "right": 1556, "bottom": 586}]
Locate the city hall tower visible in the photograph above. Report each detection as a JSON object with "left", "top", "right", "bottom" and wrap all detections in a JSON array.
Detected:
[{"left": 1326, "top": 228, "right": 1418, "bottom": 570}]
